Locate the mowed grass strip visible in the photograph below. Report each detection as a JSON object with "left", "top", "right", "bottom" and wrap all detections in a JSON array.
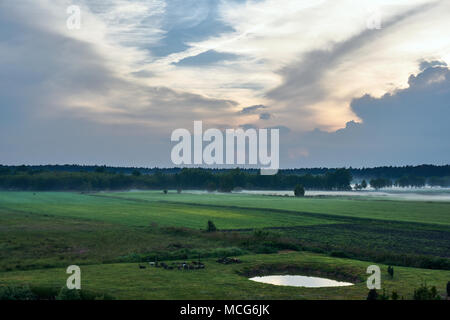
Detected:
[
  {"left": 0, "top": 192, "right": 338, "bottom": 229},
  {"left": 104, "top": 191, "right": 450, "bottom": 226},
  {"left": 1, "top": 252, "right": 449, "bottom": 300}
]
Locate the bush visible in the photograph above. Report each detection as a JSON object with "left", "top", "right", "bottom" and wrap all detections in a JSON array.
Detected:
[
  {"left": 294, "top": 184, "right": 305, "bottom": 197},
  {"left": 367, "top": 289, "right": 378, "bottom": 300},
  {"left": 0, "top": 285, "right": 36, "bottom": 300},
  {"left": 447, "top": 281, "right": 450, "bottom": 297},
  {"left": 55, "top": 287, "right": 82, "bottom": 300},
  {"left": 207, "top": 220, "right": 217, "bottom": 232},
  {"left": 391, "top": 291, "right": 399, "bottom": 300},
  {"left": 413, "top": 283, "right": 440, "bottom": 300}
]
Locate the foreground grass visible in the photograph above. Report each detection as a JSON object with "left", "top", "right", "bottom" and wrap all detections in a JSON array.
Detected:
[{"left": 0, "top": 252, "right": 449, "bottom": 300}]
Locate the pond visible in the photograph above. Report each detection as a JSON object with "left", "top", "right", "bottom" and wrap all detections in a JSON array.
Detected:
[{"left": 249, "top": 275, "right": 354, "bottom": 288}]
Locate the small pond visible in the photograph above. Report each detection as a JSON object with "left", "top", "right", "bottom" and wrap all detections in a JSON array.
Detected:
[{"left": 249, "top": 275, "right": 354, "bottom": 288}]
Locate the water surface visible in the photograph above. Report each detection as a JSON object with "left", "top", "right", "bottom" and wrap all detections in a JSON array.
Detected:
[{"left": 249, "top": 275, "right": 354, "bottom": 288}]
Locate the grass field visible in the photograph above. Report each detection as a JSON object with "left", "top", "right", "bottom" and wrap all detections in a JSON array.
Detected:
[
  {"left": 101, "top": 191, "right": 450, "bottom": 226},
  {"left": 1, "top": 252, "right": 449, "bottom": 300},
  {"left": 0, "top": 191, "right": 449, "bottom": 300}
]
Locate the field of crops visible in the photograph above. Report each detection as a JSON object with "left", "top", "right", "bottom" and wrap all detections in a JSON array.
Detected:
[{"left": 0, "top": 191, "right": 449, "bottom": 299}]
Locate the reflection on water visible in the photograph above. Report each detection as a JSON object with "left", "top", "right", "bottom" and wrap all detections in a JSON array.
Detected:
[{"left": 249, "top": 275, "right": 354, "bottom": 288}]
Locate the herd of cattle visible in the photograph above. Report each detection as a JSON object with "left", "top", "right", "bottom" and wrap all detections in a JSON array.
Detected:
[{"left": 138, "top": 257, "right": 242, "bottom": 271}]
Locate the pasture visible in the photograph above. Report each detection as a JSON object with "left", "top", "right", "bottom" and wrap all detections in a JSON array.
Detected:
[{"left": 0, "top": 191, "right": 449, "bottom": 299}]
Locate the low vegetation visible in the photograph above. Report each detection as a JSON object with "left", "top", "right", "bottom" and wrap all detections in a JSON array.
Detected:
[{"left": 0, "top": 190, "right": 449, "bottom": 299}]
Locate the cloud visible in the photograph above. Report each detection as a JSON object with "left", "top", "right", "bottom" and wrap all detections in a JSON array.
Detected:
[
  {"left": 239, "top": 105, "right": 268, "bottom": 114},
  {"left": 1, "top": 1, "right": 450, "bottom": 167},
  {"left": 259, "top": 113, "right": 271, "bottom": 120},
  {"left": 175, "top": 50, "right": 239, "bottom": 66},
  {"left": 280, "top": 64, "right": 450, "bottom": 167}
]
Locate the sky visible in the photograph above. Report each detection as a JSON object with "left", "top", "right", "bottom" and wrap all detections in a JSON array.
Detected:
[{"left": 0, "top": 0, "right": 449, "bottom": 168}]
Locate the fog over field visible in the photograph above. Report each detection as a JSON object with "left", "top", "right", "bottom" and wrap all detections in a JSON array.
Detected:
[{"left": 184, "top": 187, "right": 450, "bottom": 202}]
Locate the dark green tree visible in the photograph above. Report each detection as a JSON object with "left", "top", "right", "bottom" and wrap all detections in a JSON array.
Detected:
[
  {"left": 294, "top": 184, "right": 305, "bottom": 197},
  {"left": 132, "top": 170, "right": 141, "bottom": 177},
  {"left": 361, "top": 180, "right": 367, "bottom": 189}
]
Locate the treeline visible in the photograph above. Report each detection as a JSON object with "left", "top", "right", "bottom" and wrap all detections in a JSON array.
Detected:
[
  {"left": 349, "top": 164, "right": 450, "bottom": 180},
  {"left": 1, "top": 164, "right": 449, "bottom": 180},
  {"left": 369, "top": 175, "right": 450, "bottom": 189},
  {"left": 0, "top": 168, "right": 352, "bottom": 192}
]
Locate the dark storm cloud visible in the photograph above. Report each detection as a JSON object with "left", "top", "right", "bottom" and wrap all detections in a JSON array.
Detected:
[{"left": 282, "top": 64, "right": 450, "bottom": 167}]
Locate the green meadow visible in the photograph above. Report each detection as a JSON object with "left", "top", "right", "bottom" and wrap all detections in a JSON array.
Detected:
[{"left": 0, "top": 191, "right": 449, "bottom": 299}]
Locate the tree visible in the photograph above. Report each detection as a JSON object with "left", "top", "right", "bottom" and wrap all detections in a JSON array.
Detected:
[
  {"left": 132, "top": 170, "right": 141, "bottom": 177},
  {"left": 294, "top": 184, "right": 305, "bottom": 197},
  {"left": 207, "top": 220, "right": 217, "bottom": 232},
  {"left": 361, "top": 180, "right": 367, "bottom": 189},
  {"left": 206, "top": 181, "right": 216, "bottom": 192},
  {"left": 370, "top": 178, "right": 392, "bottom": 190}
]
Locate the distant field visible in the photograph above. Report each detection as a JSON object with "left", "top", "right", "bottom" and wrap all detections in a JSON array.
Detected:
[
  {"left": 0, "top": 192, "right": 339, "bottom": 230},
  {"left": 101, "top": 191, "right": 450, "bottom": 226}
]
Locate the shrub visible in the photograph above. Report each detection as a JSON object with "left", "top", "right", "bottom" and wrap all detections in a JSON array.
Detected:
[
  {"left": 294, "top": 184, "right": 305, "bottom": 197},
  {"left": 207, "top": 220, "right": 217, "bottom": 232},
  {"left": 367, "top": 289, "right": 378, "bottom": 300},
  {"left": 447, "top": 281, "right": 450, "bottom": 297},
  {"left": 413, "top": 283, "right": 440, "bottom": 300},
  {"left": 55, "top": 287, "right": 82, "bottom": 300},
  {"left": 0, "top": 285, "right": 36, "bottom": 300},
  {"left": 378, "top": 289, "right": 390, "bottom": 300},
  {"left": 391, "top": 291, "right": 399, "bottom": 300}
]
